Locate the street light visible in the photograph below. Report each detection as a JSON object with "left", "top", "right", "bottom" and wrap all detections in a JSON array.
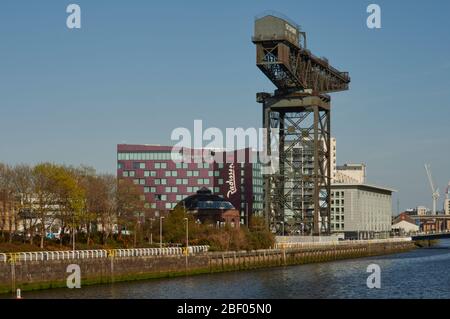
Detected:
[
  {"left": 245, "top": 202, "right": 249, "bottom": 227},
  {"left": 280, "top": 221, "right": 285, "bottom": 236},
  {"left": 184, "top": 217, "right": 189, "bottom": 269},
  {"left": 159, "top": 216, "right": 165, "bottom": 248},
  {"left": 149, "top": 218, "right": 155, "bottom": 245}
]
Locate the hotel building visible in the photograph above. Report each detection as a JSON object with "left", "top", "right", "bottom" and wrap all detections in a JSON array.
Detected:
[{"left": 117, "top": 144, "right": 263, "bottom": 225}]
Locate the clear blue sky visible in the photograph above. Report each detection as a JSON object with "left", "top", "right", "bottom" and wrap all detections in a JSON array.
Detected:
[{"left": 0, "top": 0, "right": 449, "bottom": 212}]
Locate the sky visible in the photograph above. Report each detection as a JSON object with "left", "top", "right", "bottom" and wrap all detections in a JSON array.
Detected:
[{"left": 0, "top": 0, "right": 449, "bottom": 212}]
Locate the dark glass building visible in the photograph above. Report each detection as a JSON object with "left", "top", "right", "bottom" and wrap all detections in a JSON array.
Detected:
[{"left": 175, "top": 187, "right": 240, "bottom": 228}]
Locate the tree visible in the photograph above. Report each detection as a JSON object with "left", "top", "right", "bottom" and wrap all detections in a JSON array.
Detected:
[
  {"left": 78, "top": 172, "right": 116, "bottom": 245},
  {"left": 11, "top": 164, "right": 34, "bottom": 243},
  {"left": 116, "top": 178, "right": 146, "bottom": 247},
  {"left": 0, "top": 163, "right": 20, "bottom": 243},
  {"left": 162, "top": 206, "right": 195, "bottom": 245},
  {"left": 32, "top": 163, "right": 86, "bottom": 249}
]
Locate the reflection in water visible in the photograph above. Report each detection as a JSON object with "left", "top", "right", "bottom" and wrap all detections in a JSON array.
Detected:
[{"left": 11, "top": 240, "right": 450, "bottom": 299}]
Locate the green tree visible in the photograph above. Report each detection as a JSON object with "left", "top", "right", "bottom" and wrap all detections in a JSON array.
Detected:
[
  {"left": 162, "top": 206, "right": 195, "bottom": 245},
  {"left": 116, "top": 178, "right": 145, "bottom": 247}
]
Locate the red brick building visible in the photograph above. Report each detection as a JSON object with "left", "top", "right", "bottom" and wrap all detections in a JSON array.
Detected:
[{"left": 117, "top": 144, "right": 264, "bottom": 225}]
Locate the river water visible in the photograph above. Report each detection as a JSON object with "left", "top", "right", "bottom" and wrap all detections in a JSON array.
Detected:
[{"left": 15, "top": 239, "right": 450, "bottom": 299}]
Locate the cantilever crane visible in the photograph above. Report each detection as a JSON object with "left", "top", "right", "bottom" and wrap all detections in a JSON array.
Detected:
[{"left": 424, "top": 164, "right": 440, "bottom": 215}]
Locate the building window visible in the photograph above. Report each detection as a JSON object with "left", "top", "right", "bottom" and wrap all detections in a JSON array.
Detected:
[
  {"left": 155, "top": 194, "right": 167, "bottom": 201},
  {"left": 176, "top": 162, "right": 188, "bottom": 169},
  {"left": 144, "top": 171, "right": 156, "bottom": 177},
  {"left": 123, "top": 171, "right": 129, "bottom": 177},
  {"left": 155, "top": 162, "right": 167, "bottom": 169},
  {"left": 218, "top": 179, "right": 224, "bottom": 185},
  {"left": 187, "top": 170, "right": 199, "bottom": 177},
  {"left": 208, "top": 171, "right": 214, "bottom": 177},
  {"left": 139, "top": 179, "right": 145, "bottom": 185},
  {"left": 165, "top": 203, "right": 172, "bottom": 209},
  {"left": 155, "top": 178, "right": 167, "bottom": 185},
  {"left": 133, "top": 162, "right": 146, "bottom": 169},
  {"left": 118, "top": 163, "right": 123, "bottom": 169},
  {"left": 164, "top": 171, "right": 177, "bottom": 177},
  {"left": 144, "top": 187, "right": 156, "bottom": 193},
  {"left": 197, "top": 178, "right": 210, "bottom": 185}
]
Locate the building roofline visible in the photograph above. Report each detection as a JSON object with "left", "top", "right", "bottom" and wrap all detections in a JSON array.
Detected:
[{"left": 331, "top": 183, "right": 396, "bottom": 193}]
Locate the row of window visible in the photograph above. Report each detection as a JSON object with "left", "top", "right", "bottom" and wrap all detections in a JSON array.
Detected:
[
  {"left": 118, "top": 152, "right": 181, "bottom": 161},
  {"left": 129, "top": 170, "right": 221, "bottom": 178},
  {"left": 120, "top": 160, "right": 215, "bottom": 170},
  {"left": 331, "top": 191, "right": 345, "bottom": 198},
  {"left": 142, "top": 178, "right": 211, "bottom": 186},
  {"left": 332, "top": 223, "right": 345, "bottom": 230},
  {"left": 129, "top": 177, "right": 263, "bottom": 188},
  {"left": 145, "top": 187, "right": 223, "bottom": 197}
]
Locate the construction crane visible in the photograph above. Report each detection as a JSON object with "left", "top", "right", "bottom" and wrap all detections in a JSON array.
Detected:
[
  {"left": 424, "top": 164, "right": 440, "bottom": 215},
  {"left": 253, "top": 13, "right": 350, "bottom": 235}
]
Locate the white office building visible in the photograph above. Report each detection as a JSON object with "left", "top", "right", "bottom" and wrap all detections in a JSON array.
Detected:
[
  {"left": 417, "top": 206, "right": 428, "bottom": 216},
  {"left": 330, "top": 184, "right": 394, "bottom": 239},
  {"left": 334, "top": 163, "right": 366, "bottom": 184}
]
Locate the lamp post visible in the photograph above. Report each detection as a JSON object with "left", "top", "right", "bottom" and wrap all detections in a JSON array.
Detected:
[
  {"left": 149, "top": 218, "right": 154, "bottom": 245},
  {"left": 280, "top": 221, "right": 285, "bottom": 236},
  {"left": 159, "top": 216, "right": 164, "bottom": 249},
  {"left": 72, "top": 214, "right": 76, "bottom": 252},
  {"left": 184, "top": 217, "right": 189, "bottom": 270},
  {"left": 245, "top": 202, "right": 249, "bottom": 227}
]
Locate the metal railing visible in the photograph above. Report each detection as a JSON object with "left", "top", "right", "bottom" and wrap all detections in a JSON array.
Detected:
[
  {"left": 0, "top": 245, "right": 209, "bottom": 263},
  {"left": 275, "top": 238, "right": 412, "bottom": 250}
]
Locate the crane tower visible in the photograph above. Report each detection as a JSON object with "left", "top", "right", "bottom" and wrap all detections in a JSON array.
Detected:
[
  {"left": 424, "top": 164, "right": 440, "bottom": 215},
  {"left": 253, "top": 14, "right": 350, "bottom": 235}
]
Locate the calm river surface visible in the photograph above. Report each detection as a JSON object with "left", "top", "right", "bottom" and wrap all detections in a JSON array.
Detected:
[{"left": 16, "top": 239, "right": 450, "bottom": 299}]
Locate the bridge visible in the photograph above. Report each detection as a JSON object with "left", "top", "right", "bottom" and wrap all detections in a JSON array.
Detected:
[{"left": 411, "top": 230, "right": 450, "bottom": 240}]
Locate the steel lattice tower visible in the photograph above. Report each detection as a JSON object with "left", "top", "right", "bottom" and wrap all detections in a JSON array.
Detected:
[{"left": 253, "top": 14, "right": 350, "bottom": 235}]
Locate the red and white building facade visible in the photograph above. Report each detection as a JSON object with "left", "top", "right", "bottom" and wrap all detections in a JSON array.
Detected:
[{"left": 117, "top": 144, "right": 264, "bottom": 225}]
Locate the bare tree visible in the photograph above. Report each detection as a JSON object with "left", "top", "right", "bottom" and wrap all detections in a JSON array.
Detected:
[
  {"left": 11, "top": 164, "right": 34, "bottom": 243},
  {"left": 0, "top": 163, "right": 20, "bottom": 243}
]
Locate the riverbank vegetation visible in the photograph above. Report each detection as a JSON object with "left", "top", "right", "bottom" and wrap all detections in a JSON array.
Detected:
[{"left": 0, "top": 162, "right": 274, "bottom": 252}]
